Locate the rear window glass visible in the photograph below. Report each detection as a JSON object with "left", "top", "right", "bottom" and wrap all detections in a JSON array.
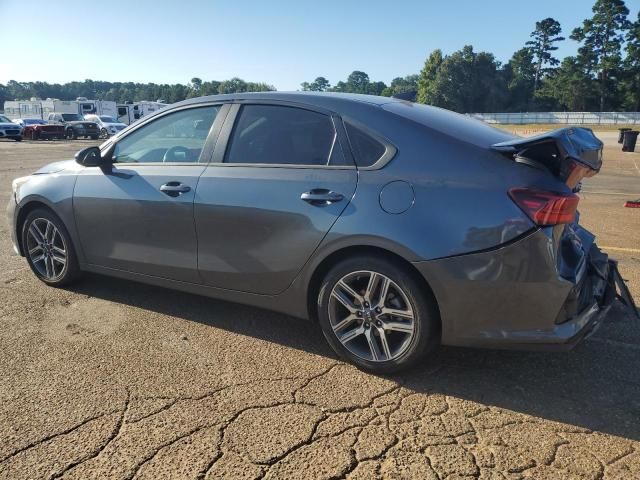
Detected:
[
  {"left": 382, "top": 102, "right": 513, "bottom": 147},
  {"left": 345, "top": 122, "right": 386, "bottom": 167}
]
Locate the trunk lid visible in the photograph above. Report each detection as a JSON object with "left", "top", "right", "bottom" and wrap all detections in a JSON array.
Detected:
[{"left": 491, "top": 127, "right": 603, "bottom": 189}]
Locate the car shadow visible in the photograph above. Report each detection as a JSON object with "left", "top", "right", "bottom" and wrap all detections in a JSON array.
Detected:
[{"left": 70, "top": 273, "right": 640, "bottom": 442}]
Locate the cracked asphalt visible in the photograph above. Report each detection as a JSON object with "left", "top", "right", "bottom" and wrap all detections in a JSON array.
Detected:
[{"left": 1, "top": 132, "right": 639, "bottom": 479}]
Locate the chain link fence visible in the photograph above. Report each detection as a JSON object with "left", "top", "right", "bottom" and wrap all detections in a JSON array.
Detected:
[{"left": 469, "top": 112, "right": 640, "bottom": 125}]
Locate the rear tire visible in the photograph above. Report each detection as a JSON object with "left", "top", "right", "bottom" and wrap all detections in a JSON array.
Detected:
[
  {"left": 21, "top": 208, "right": 81, "bottom": 287},
  {"left": 317, "top": 255, "right": 439, "bottom": 373},
  {"left": 67, "top": 128, "right": 77, "bottom": 140}
]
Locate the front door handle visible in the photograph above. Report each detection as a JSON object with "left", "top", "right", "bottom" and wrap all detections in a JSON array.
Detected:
[
  {"left": 300, "top": 189, "right": 344, "bottom": 206},
  {"left": 160, "top": 182, "right": 191, "bottom": 197}
]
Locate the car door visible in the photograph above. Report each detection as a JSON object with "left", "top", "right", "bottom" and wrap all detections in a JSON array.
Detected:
[
  {"left": 73, "top": 103, "right": 227, "bottom": 283},
  {"left": 195, "top": 103, "right": 357, "bottom": 295}
]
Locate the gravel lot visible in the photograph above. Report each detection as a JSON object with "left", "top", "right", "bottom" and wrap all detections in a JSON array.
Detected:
[{"left": 0, "top": 133, "right": 639, "bottom": 479}]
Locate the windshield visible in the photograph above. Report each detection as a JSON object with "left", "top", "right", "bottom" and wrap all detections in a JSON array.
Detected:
[
  {"left": 61, "top": 114, "right": 83, "bottom": 121},
  {"left": 100, "top": 116, "right": 117, "bottom": 123},
  {"left": 0, "top": 115, "right": 11, "bottom": 123}
]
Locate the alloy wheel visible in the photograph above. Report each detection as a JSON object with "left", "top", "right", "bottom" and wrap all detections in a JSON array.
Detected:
[
  {"left": 328, "top": 270, "right": 415, "bottom": 362},
  {"left": 26, "top": 218, "right": 67, "bottom": 281}
]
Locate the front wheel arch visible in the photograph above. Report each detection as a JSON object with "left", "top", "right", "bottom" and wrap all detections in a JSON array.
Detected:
[
  {"left": 306, "top": 245, "right": 441, "bottom": 332},
  {"left": 16, "top": 201, "right": 60, "bottom": 256},
  {"left": 21, "top": 207, "right": 81, "bottom": 286}
]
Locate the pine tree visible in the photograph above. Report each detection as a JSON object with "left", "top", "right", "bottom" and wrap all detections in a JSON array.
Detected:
[
  {"left": 526, "top": 18, "right": 565, "bottom": 92},
  {"left": 570, "top": 0, "right": 631, "bottom": 111}
]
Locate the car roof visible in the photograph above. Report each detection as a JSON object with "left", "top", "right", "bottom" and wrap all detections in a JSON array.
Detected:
[
  {"left": 173, "top": 91, "right": 403, "bottom": 110},
  {"left": 161, "top": 92, "right": 517, "bottom": 148}
]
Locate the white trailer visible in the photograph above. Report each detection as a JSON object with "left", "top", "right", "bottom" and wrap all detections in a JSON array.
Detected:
[
  {"left": 3, "top": 99, "right": 43, "bottom": 120},
  {"left": 117, "top": 101, "right": 167, "bottom": 125},
  {"left": 41, "top": 98, "right": 117, "bottom": 119},
  {"left": 3, "top": 97, "right": 117, "bottom": 120}
]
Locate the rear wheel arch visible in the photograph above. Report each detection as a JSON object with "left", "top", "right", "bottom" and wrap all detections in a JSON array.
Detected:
[{"left": 306, "top": 245, "right": 441, "bottom": 329}]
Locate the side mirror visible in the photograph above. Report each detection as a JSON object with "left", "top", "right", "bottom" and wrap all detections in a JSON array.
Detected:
[{"left": 75, "top": 146, "right": 104, "bottom": 167}]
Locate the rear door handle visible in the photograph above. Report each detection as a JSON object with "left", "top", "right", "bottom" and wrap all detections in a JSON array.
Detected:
[
  {"left": 160, "top": 182, "right": 191, "bottom": 197},
  {"left": 300, "top": 189, "right": 344, "bottom": 206}
]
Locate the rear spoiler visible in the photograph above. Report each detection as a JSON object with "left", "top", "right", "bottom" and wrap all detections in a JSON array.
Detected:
[{"left": 491, "top": 127, "right": 604, "bottom": 176}]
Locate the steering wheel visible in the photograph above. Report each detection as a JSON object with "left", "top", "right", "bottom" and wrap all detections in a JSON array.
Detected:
[{"left": 163, "top": 145, "right": 192, "bottom": 162}]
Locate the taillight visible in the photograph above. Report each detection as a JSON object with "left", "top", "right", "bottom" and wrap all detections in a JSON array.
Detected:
[{"left": 509, "top": 188, "right": 579, "bottom": 226}]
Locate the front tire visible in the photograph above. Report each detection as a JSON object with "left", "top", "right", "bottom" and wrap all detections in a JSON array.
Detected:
[
  {"left": 317, "top": 255, "right": 439, "bottom": 373},
  {"left": 67, "top": 128, "right": 77, "bottom": 140},
  {"left": 14, "top": 136, "right": 22, "bottom": 142},
  {"left": 21, "top": 209, "right": 81, "bottom": 287},
  {"left": 100, "top": 128, "right": 108, "bottom": 139}
]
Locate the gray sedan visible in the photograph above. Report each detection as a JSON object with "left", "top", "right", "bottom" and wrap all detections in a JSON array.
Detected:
[{"left": 6, "top": 92, "right": 633, "bottom": 372}]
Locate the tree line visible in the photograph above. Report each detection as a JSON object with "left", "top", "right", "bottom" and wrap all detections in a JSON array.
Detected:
[
  {"left": 1, "top": 0, "right": 638, "bottom": 114},
  {"left": 302, "top": 0, "right": 640, "bottom": 113},
  {"left": 0, "top": 77, "right": 275, "bottom": 107}
]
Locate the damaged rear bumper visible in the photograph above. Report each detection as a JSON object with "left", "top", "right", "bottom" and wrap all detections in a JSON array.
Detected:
[
  {"left": 502, "top": 254, "right": 624, "bottom": 352},
  {"left": 413, "top": 228, "right": 637, "bottom": 350}
]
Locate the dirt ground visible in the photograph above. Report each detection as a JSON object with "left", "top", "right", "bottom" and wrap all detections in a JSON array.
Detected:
[{"left": 0, "top": 130, "right": 639, "bottom": 479}]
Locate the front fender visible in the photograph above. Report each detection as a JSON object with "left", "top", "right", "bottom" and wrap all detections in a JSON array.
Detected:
[{"left": 14, "top": 172, "right": 84, "bottom": 264}]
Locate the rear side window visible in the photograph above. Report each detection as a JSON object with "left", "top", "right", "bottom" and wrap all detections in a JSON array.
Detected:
[
  {"left": 345, "top": 122, "right": 387, "bottom": 167},
  {"left": 225, "top": 105, "right": 339, "bottom": 166}
]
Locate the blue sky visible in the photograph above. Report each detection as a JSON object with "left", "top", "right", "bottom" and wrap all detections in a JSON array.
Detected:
[{"left": 1, "top": 0, "right": 638, "bottom": 90}]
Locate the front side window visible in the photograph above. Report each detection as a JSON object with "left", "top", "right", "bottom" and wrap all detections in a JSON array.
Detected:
[
  {"left": 225, "top": 105, "right": 338, "bottom": 166},
  {"left": 112, "top": 106, "right": 220, "bottom": 164}
]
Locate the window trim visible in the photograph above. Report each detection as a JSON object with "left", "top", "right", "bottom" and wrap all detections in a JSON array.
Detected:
[
  {"left": 101, "top": 102, "right": 230, "bottom": 166},
  {"left": 341, "top": 116, "right": 397, "bottom": 170},
  {"left": 211, "top": 102, "right": 356, "bottom": 169}
]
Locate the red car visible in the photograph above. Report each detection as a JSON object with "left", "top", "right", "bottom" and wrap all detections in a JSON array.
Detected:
[{"left": 16, "top": 119, "right": 66, "bottom": 140}]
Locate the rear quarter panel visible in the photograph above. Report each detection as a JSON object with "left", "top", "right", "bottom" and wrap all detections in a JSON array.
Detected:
[{"left": 326, "top": 111, "right": 538, "bottom": 262}]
